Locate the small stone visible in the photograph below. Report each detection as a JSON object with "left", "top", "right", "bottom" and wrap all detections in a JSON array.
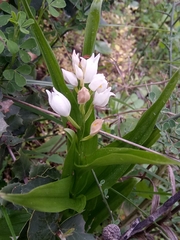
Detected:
[{"left": 102, "top": 224, "right": 121, "bottom": 240}]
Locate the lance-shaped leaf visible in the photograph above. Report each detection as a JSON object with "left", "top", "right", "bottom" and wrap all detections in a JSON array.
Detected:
[
  {"left": 22, "top": 0, "right": 80, "bottom": 124},
  {"left": 77, "top": 148, "right": 180, "bottom": 170},
  {"left": 74, "top": 148, "right": 180, "bottom": 199},
  {"left": 0, "top": 177, "right": 86, "bottom": 213},
  {"left": 82, "top": 0, "right": 103, "bottom": 55}
]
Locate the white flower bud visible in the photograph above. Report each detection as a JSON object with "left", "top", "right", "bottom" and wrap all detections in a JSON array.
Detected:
[
  {"left": 46, "top": 87, "right": 71, "bottom": 117},
  {"left": 90, "top": 119, "right": 104, "bottom": 135},
  {"left": 62, "top": 69, "right": 78, "bottom": 87},
  {"left": 77, "top": 87, "right": 90, "bottom": 104}
]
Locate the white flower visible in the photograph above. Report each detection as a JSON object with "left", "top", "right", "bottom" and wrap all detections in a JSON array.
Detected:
[
  {"left": 93, "top": 87, "right": 115, "bottom": 107},
  {"left": 89, "top": 74, "right": 108, "bottom": 93},
  {"left": 90, "top": 119, "right": 104, "bottom": 135},
  {"left": 62, "top": 69, "right": 78, "bottom": 87},
  {"left": 80, "top": 53, "right": 100, "bottom": 83},
  {"left": 46, "top": 87, "right": 71, "bottom": 117}
]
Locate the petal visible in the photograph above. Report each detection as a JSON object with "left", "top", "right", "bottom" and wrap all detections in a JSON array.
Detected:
[
  {"left": 74, "top": 64, "right": 83, "bottom": 81},
  {"left": 62, "top": 69, "right": 78, "bottom": 87},
  {"left": 72, "top": 50, "right": 80, "bottom": 66},
  {"left": 93, "top": 87, "right": 115, "bottom": 107},
  {"left": 89, "top": 74, "right": 108, "bottom": 92}
]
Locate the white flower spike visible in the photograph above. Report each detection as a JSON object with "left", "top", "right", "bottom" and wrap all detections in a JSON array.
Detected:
[
  {"left": 46, "top": 87, "right": 71, "bottom": 117},
  {"left": 93, "top": 87, "right": 115, "bottom": 107}
]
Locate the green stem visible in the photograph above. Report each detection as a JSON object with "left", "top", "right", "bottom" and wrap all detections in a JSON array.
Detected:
[
  {"left": 0, "top": 206, "right": 17, "bottom": 240},
  {"left": 84, "top": 103, "right": 94, "bottom": 122},
  {"left": 67, "top": 116, "right": 80, "bottom": 130},
  {"left": 37, "top": 0, "right": 46, "bottom": 24},
  {"left": 92, "top": 169, "right": 114, "bottom": 223}
]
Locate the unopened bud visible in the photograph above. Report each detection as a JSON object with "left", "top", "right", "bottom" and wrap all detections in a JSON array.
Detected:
[
  {"left": 90, "top": 119, "right": 104, "bottom": 135},
  {"left": 77, "top": 87, "right": 90, "bottom": 104}
]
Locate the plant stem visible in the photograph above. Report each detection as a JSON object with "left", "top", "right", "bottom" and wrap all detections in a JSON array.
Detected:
[
  {"left": 92, "top": 169, "right": 114, "bottom": 223},
  {"left": 0, "top": 206, "right": 17, "bottom": 240}
]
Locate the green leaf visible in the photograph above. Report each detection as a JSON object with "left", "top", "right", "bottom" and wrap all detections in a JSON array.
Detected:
[
  {"left": 95, "top": 40, "right": 112, "bottom": 54},
  {"left": 51, "top": 0, "right": 66, "bottom": 8},
  {"left": 0, "top": 177, "right": 86, "bottom": 212},
  {"left": 73, "top": 164, "right": 131, "bottom": 199},
  {"left": 3, "top": 69, "right": 14, "bottom": 80},
  {"left": 0, "top": 2, "right": 11, "bottom": 14},
  {"left": 0, "top": 41, "right": 5, "bottom": 54},
  {"left": 0, "top": 15, "right": 11, "bottom": 26},
  {"left": 17, "top": 11, "right": 26, "bottom": 25},
  {"left": 19, "top": 49, "right": 31, "bottom": 63},
  {"left": 61, "top": 130, "right": 78, "bottom": 178},
  {"left": 0, "top": 30, "right": 6, "bottom": 39},
  {"left": 47, "top": 0, "right": 53, "bottom": 4},
  {"left": 10, "top": 11, "right": 18, "bottom": 23},
  {"left": 47, "top": 154, "right": 64, "bottom": 164},
  {"left": 12, "top": 152, "right": 31, "bottom": 180},
  {"left": 20, "top": 38, "right": 36, "bottom": 49},
  {"left": 27, "top": 212, "right": 59, "bottom": 240},
  {"left": 19, "top": 27, "right": 29, "bottom": 34},
  {"left": 60, "top": 214, "right": 95, "bottom": 240},
  {"left": 7, "top": 40, "right": 19, "bottom": 54},
  {"left": 83, "top": 0, "right": 103, "bottom": 55},
  {"left": 48, "top": 5, "right": 59, "bottom": 17},
  {"left": 21, "top": 18, "right": 34, "bottom": 28},
  {"left": 22, "top": 0, "right": 80, "bottom": 125},
  {"left": 14, "top": 72, "right": 26, "bottom": 87},
  {"left": 34, "top": 135, "right": 66, "bottom": 153},
  {"left": 16, "top": 64, "right": 32, "bottom": 75},
  {"left": 0, "top": 210, "right": 30, "bottom": 240},
  {"left": 78, "top": 148, "right": 180, "bottom": 170}
]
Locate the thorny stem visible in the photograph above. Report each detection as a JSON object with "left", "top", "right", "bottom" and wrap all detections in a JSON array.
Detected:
[{"left": 92, "top": 169, "right": 115, "bottom": 223}]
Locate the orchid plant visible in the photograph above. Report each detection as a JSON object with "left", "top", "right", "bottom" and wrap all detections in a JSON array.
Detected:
[{"left": 1, "top": 0, "right": 180, "bottom": 238}]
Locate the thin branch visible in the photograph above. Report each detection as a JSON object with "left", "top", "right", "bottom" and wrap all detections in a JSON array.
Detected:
[
  {"left": 7, "top": 145, "right": 16, "bottom": 162},
  {"left": 91, "top": 169, "right": 114, "bottom": 223},
  {"left": 3, "top": 95, "right": 59, "bottom": 117},
  {"left": 99, "top": 130, "right": 180, "bottom": 163}
]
